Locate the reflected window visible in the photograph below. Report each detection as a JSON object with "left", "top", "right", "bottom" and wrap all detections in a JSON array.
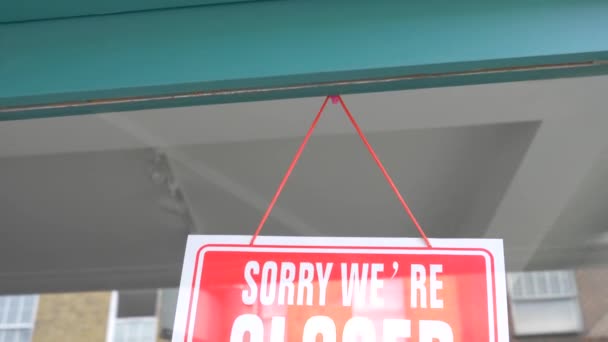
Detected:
[
  {"left": 508, "top": 270, "right": 583, "bottom": 336},
  {"left": 114, "top": 317, "right": 157, "bottom": 342},
  {"left": 0, "top": 295, "right": 38, "bottom": 342},
  {"left": 112, "top": 290, "right": 158, "bottom": 342}
]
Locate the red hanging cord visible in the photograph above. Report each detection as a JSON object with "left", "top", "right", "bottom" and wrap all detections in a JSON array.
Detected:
[
  {"left": 336, "top": 96, "right": 432, "bottom": 248},
  {"left": 249, "top": 95, "right": 432, "bottom": 248},
  {"left": 249, "top": 97, "right": 330, "bottom": 245}
]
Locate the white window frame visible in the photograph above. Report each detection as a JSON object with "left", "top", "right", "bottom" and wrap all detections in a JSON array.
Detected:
[
  {"left": 0, "top": 295, "right": 39, "bottom": 342},
  {"left": 106, "top": 291, "right": 119, "bottom": 342}
]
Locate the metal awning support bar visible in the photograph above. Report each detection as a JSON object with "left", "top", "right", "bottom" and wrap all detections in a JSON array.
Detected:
[
  {"left": 1, "top": 60, "right": 607, "bottom": 116},
  {"left": 2, "top": 0, "right": 608, "bottom": 120}
]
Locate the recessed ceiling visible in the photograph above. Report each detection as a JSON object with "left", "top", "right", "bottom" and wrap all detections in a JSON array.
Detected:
[{"left": 0, "top": 75, "right": 607, "bottom": 294}]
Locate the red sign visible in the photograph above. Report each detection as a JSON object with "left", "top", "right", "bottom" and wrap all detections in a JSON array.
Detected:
[{"left": 173, "top": 236, "right": 509, "bottom": 342}]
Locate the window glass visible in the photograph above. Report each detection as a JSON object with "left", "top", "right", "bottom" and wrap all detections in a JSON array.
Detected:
[
  {"left": 0, "top": 296, "right": 37, "bottom": 342},
  {"left": 1, "top": 81, "right": 608, "bottom": 341}
]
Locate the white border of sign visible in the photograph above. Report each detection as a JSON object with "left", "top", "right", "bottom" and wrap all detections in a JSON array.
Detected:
[{"left": 172, "top": 235, "right": 509, "bottom": 342}]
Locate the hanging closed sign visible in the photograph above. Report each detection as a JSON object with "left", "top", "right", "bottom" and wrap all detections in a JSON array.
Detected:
[
  {"left": 172, "top": 235, "right": 509, "bottom": 342},
  {"left": 172, "top": 97, "right": 509, "bottom": 341}
]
